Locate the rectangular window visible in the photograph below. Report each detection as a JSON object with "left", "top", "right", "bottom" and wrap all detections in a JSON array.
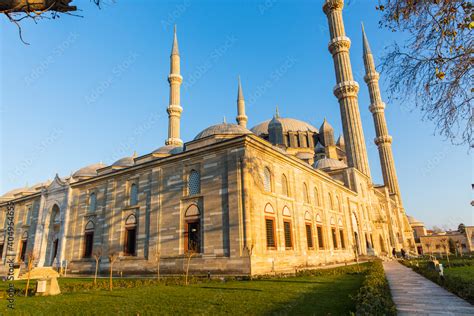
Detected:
[
  {"left": 124, "top": 228, "right": 137, "bottom": 256},
  {"left": 20, "top": 240, "right": 28, "bottom": 262},
  {"left": 331, "top": 228, "right": 338, "bottom": 249},
  {"left": 306, "top": 224, "right": 313, "bottom": 249},
  {"left": 265, "top": 218, "right": 276, "bottom": 248},
  {"left": 339, "top": 230, "right": 345, "bottom": 249},
  {"left": 0, "top": 244, "right": 4, "bottom": 259},
  {"left": 185, "top": 221, "right": 201, "bottom": 253},
  {"left": 317, "top": 226, "right": 324, "bottom": 249},
  {"left": 83, "top": 232, "right": 94, "bottom": 258},
  {"left": 283, "top": 220, "right": 292, "bottom": 249}
]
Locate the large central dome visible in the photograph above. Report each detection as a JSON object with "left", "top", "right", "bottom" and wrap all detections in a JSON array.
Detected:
[{"left": 251, "top": 117, "right": 318, "bottom": 136}]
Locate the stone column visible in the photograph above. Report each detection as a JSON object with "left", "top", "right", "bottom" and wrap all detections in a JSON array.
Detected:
[
  {"left": 362, "top": 25, "right": 401, "bottom": 197},
  {"left": 323, "top": 0, "right": 371, "bottom": 178},
  {"left": 165, "top": 26, "right": 184, "bottom": 147}
]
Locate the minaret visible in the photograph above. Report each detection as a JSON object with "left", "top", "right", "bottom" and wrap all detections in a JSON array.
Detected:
[
  {"left": 362, "top": 24, "right": 401, "bottom": 196},
  {"left": 236, "top": 76, "right": 248, "bottom": 128},
  {"left": 165, "top": 25, "right": 183, "bottom": 147},
  {"left": 323, "top": 0, "right": 371, "bottom": 178}
]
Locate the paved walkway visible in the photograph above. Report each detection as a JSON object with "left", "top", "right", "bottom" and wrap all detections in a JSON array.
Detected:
[{"left": 383, "top": 261, "right": 474, "bottom": 315}]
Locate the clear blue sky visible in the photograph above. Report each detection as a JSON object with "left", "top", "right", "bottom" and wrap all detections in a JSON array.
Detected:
[{"left": 0, "top": 0, "right": 471, "bottom": 229}]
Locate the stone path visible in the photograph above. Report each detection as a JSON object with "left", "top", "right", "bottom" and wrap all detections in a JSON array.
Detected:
[{"left": 383, "top": 261, "right": 474, "bottom": 315}]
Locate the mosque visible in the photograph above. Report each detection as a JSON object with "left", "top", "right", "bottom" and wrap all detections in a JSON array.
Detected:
[{"left": 0, "top": 0, "right": 416, "bottom": 275}]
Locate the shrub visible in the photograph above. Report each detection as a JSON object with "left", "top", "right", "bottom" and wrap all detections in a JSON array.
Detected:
[{"left": 353, "top": 261, "right": 396, "bottom": 316}]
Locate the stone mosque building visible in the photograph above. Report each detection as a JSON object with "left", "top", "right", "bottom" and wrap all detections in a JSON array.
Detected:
[{"left": 0, "top": 1, "right": 416, "bottom": 275}]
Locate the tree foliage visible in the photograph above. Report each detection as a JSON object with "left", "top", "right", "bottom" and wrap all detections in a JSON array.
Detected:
[{"left": 377, "top": 0, "right": 473, "bottom": 146}]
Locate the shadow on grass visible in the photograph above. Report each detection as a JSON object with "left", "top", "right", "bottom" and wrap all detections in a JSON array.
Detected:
[
  {"left": 266, "top": 274, "right": 364, "bottom": 315},
  {"left": 256, "top": 279, "right": 329, "bottom": 284},
  {"left": 200, "top": 286, "right": 262, "bottom": 292}
]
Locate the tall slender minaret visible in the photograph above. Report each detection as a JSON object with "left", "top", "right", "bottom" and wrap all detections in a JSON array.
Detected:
[
  {"left": 362, "top": 24, "right": 401, "bottom": 196},
  {"left": 165, "top": 25, "right": 183, "bottom": 147},
  {"left": 236, "top": 76, "right": 248, "bottom": 128},
  {"left": 323, "top": 0, "right": 371, "bottom": 178}
]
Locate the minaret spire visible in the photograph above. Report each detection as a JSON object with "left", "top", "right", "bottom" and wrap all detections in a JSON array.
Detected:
[
  {"left": 323, "top": 0, "right": 371, "bottom": 178},
  {"left": 165, "top": 25, "right": 183, "bottom": 147},
  {"left": 362, "top": 24, "right": 401, "bottom": 196},
  {"left": 236, "top": 76, "right": 248, "bottom": 128}
]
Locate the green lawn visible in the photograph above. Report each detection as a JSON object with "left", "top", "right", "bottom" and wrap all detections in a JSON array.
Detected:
[
  {"left": 445, "top": 265, "right": 474, "bottom": 281},
  {"left": 0, "top": 269, "right": 365, "bottom": 315}
]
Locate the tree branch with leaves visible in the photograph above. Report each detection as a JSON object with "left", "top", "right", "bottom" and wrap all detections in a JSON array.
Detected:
[{"left": 377, "top": 0, "right": 473, "bottom": 146}]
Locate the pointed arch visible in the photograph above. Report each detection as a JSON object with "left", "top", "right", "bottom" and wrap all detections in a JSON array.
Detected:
[
  {"left": 263, "top": 167, "right": 272, "bottom": 192},
  {"left": 281, "top": 174, "right": 289, "bottom": 196}
]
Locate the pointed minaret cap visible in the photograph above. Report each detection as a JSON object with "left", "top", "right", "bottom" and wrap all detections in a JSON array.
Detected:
[
  {"left": 223, "top": 116, "right": 227, "bottom": 124},
  {"left": 275, "top": 105, "right": 280, "bottom": 119},
  {"left": 237, "top": 76, "right": 244, "bottom": 100},
  {"left": 171, "top": 25, "right": 179, "bottom": 55},
  {"left": 319, "top": 118, "right": 334, "bottom": 132},
  {"left": 361, "top": 22, "right": 372, "bottom": 55}
]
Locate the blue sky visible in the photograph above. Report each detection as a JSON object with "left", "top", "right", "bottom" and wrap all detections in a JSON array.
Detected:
[{"left": 0, "top": 0, "right": 471, "bottom": 229}]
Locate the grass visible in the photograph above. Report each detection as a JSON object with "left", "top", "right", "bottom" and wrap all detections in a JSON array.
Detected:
[{"left": 0, "top": 265, "right": 367, "bottom": 315}]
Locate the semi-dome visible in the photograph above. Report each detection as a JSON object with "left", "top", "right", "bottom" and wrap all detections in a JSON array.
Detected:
[
  {"left": 314, "top": 158, "right": 347, "bottom": 171},
  {"left": 194, "top": 123, "right": 252, "bottom": 140},
  {"left": 152, "top": 145, "right": 184, "bottom": 155},
  {"left": 112, "top": 156, "right": 135, "bottom": 168},
  {"left": 72, "top": 163, "right": 106, "bottom": 178},
  {"left": 251, "top": 117, "right": 318, "bottom": 136}
]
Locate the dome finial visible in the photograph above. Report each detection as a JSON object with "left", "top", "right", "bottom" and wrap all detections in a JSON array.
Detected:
[
  {"left": 132, "top": 151, "right": 137, "bottom": 158},
  {"left": 223, "top": 116, "right": 227, "bottom": 124},
  {"left": 275, "top": 105, "right": 280, "bottom": 119}
]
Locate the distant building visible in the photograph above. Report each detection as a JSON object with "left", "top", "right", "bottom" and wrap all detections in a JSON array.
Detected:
[
  {"left": 0, "top": 1, "right": 416, "bottom": 276},
  {"left": 408, "top": 217, "right": 473, "bottom": 255}
]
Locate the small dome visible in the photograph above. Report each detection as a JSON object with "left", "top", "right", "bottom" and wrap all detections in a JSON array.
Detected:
[
  {"left": 251, "top": 117, "right": 318, "bottom": 136},
  {"left": 314, "top": 158, "right": 347, "bottom": 171},
  {"left": 152, "top": 145, "right": 184, "bottom": 155},
  {"left": 72, "top": 163, "right": 106, "bottom": 178},
  {"left": 407, "top": 216, "right": 424, "bottom": 227},
  {"left": 1, "top": 187, "right": 28, "bottom": 198},
  {"left": 112, "top": 156, "right": 135, "bottom": 168},
  {"left": 194, "top": 123, "right": 252, "bottom": 140}
]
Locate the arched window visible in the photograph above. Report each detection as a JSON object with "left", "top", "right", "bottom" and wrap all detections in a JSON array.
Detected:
[
  {"left": 263, "top": 167, "right": 272, "bottom": 192},
  {"left": 328, "top": 192, "right": 334, "bottom": 210},
  {"left": 303, "top": 183, "right": 309, "bottom": 203},
  {"left": 89, "top": 192, "right": 97, "bottom": 212},
  {"left": 184, "top": 204, "right": 201, "bottom": 253},
  {"left": 314, "top": 187, "right": 320, "bottom": 206},
  {"left": 124, "top": 214, "right": 137, "bottom": 256},
  {"left": 281, "top": 174, "right": 289, "bottom": 196},
  {"left": 336, "top": 196, "right": 341, "bottom": 212},
  {"left": 130, "top": 183, "right": 138, "bottom": 206},
  {"left": 188, "top": 170, "right": 201, "bottom": 196},
  {"left": 83, "top": 221, "right": 95, "bottom": 258}
]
